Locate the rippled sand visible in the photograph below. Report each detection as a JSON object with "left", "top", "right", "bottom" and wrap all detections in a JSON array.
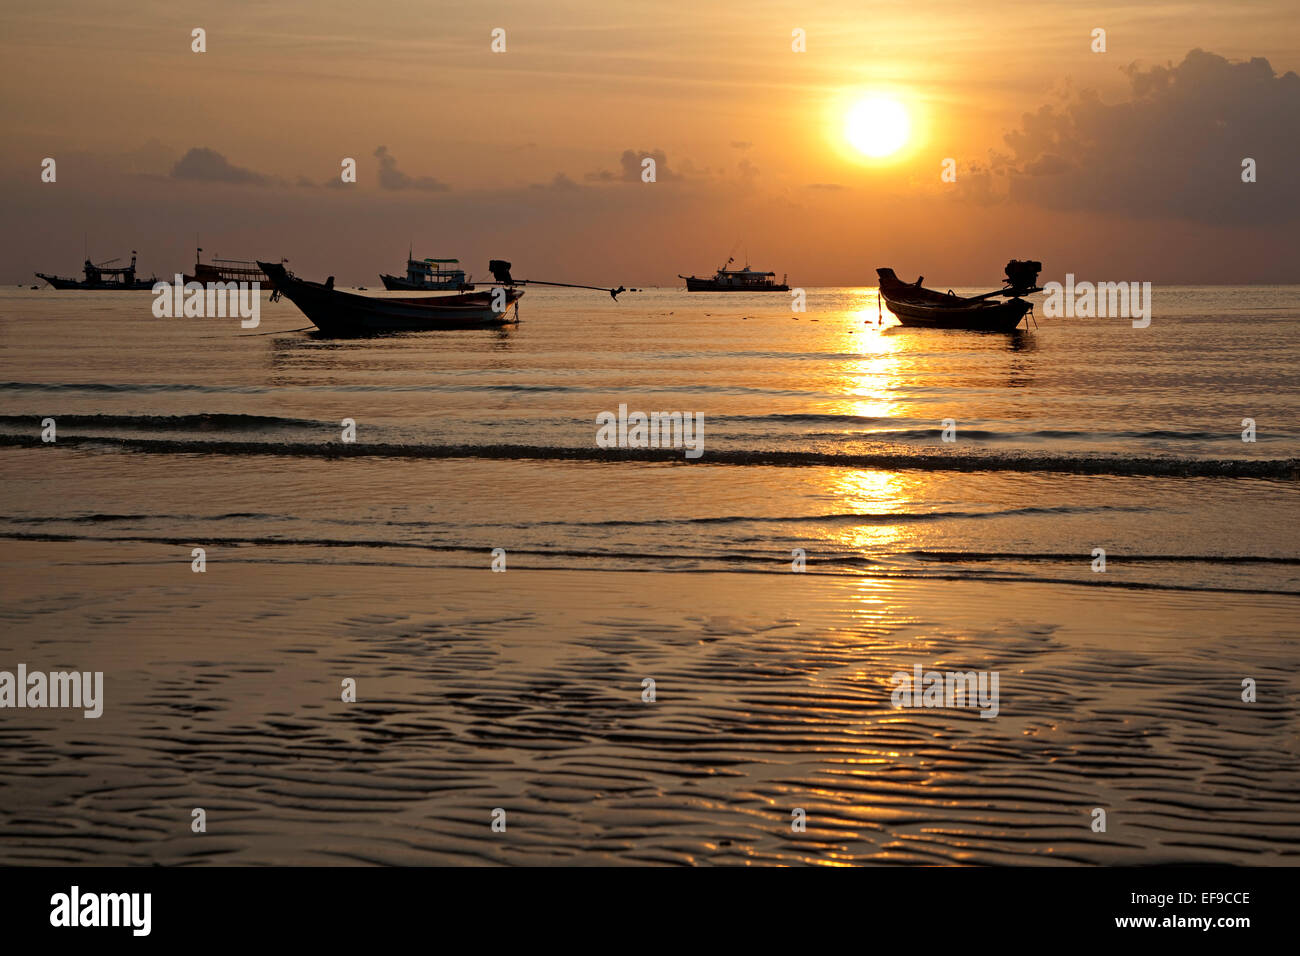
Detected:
[{"left": 1, "top": 540, "right": 1295, "bottom": 866}]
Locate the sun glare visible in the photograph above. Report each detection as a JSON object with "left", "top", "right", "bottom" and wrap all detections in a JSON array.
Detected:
[{"left": 845, "top": 97, "right": 910, "bottom": 158}]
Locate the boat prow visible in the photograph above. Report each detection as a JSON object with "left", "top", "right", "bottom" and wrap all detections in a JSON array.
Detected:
[{"left": 259, "top": 261, "right": 522, "bottom": 336}]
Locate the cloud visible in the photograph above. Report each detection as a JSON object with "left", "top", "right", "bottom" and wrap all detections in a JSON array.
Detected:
[
  {"left": 730, "top": 140, "right": 753, "bottom": 150},
  {"left": 807, "top": 183, "right": 845, "bottom": 191},
  {"left": 586, "top": 148, "right": 680, "bottom": 183},
  {"left": 171, "top": 147, "right": 268, "bottom": 184},
  {"left": 994, "top": 49, "right": 1300, "bottom": 223},
  {"left": 531, "top": 172, "right": 580, "bottom": 191},
  {"left": 374, "top": 145, "right": 449, "bottom": 191}
]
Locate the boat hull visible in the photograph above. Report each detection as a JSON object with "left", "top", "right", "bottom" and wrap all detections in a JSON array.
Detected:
[
  {"left": 877, "top": 267, "right": 1032, "bottom": 332},
  {"left": 886, "top": 297, "right": 1031, "bottom": 331},
  {"left": 681, "top": 276, "right": 789, "bottom": 292},
  {"left": 260, "top": 262, "right": 521, "bottom": 335},
  {"left": 35, "top": 273, "right": 157, "bottom": 290}
]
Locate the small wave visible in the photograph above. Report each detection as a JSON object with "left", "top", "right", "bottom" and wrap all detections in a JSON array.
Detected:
[
  {"left": 908, "top": 550, "right": 1300, "bottom": 565},
  {"left": 1, "top": 511, "right": 278, "bottom": 524},
  {"left": 0, "top": 381, "right": 820, "bottom": 397},
  {"left": 530, "top": 505, "right": 1152, "bottom": 527},
  {"left": 725, "top": 415, "right": 1281, "bottom": 442},
  {"left": 2, "top": 433, "right": 1295, "bottom": 478},
  {"left": 0, "top": 381, "right": 264, "bottom": 393},
  {"left": 0, "top": 413, "right": 322, "bottom": 431},
  {"left": 3, "top": 531, "right": 1295, "bottom": 595},
  {"left": 0, "top": 504, "right": 1147, "bottom": 530}
]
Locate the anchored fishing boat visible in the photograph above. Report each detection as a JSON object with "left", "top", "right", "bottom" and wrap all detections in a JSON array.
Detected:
[
  {"left": 184, "top": 248, "right": 278, "bottom": 289},
  {"left": 877, "top": 260, "right": 1043, "bottom": 332},
  {"left": 380, "top": 250, "right": 474, "bottom": 291},
  {"left": 259, "top": 262, "right": 521, "bottom": 335},
  {"left": 36, "top": 251, "right": 158, "bottom": 290},
  {"left": 679, "top": 255, "right": 789, "bottom": 292}
]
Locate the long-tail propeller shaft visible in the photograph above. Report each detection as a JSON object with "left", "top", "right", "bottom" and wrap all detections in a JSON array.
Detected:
[{"left": 489, "top": 260, "right": 626, "bottom": 300}]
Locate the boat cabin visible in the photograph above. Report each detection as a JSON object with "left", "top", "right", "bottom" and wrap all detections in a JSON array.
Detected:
[
  {"left": 712, "top": 266, "right": 783, "bottom": 289},
  {"left": 406, "top": 257, "right": 470, "bottom": 288}
]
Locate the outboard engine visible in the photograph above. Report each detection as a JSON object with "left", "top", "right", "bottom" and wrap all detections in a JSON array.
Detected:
[
  {"left": 1004, "top": 259, "right": 1042, "bottom": 291},
  {"left": 489, "top": 260, "right": 515, "bottom": 284}
]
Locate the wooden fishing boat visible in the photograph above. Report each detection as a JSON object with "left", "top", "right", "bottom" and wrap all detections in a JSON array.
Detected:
[
  {"left": 380, "top": 250, "right": 474, "bottom": 291},
  {"left": 36, "top": 251, "right": 158, "bottom": 290},
  {"left": 258, "top": 262, "right": 521, "bottom": 335},
  {"left": 185, "top": 247, "right": 277, "bottom": 290},
  {"left": 876, "top": 265, "right": 1039, "bottom": 332},
  {"left": 679, "top": 254, "right": 789, "bottom": 291}
]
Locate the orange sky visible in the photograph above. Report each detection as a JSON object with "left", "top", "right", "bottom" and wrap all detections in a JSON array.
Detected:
[{"left": 2, "top": 0, "right": 1297, "bottom": 285}]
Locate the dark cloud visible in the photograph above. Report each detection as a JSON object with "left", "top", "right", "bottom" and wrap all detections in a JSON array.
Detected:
[
  {"left": 374, "top": 145, "right": 449, "bottom": 191},
  {"left": 995, "top": 49, "right": 1300, "bottom": 223},
  {"left": 586, "top": 149, "right": 679, "bottom": 183},
  {"left": 730, "top": 140, "right": 753, "bottom": 150},
  {"left": 171, "top": 147, "right": 267, "bottom": 184}
]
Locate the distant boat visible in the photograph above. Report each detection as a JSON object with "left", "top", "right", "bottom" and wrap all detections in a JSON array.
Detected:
[
  {"left": 259, "top": 261, "right": 521, "bottom": 335},
  {"left": 184, "top": 248, "right": 277, "bottom": 289},
  {"left": 876, "top": 262, "right": 1042, "bottom": 332},
  {"left": 380, "top": 251, "right": 474, "bottom": 291},
  {"left": 36, "top": 251, "right": 157, "bottom": 290},
  {"left": 679, "top": 256, "right": 789, "bottom": 291}
]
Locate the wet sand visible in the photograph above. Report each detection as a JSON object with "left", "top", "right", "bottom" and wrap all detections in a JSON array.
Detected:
[{"left": 1, "top": 539, "right": 1296, "bottom": 866}]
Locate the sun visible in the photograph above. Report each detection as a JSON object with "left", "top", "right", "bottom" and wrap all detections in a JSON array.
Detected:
[{"left": 845, "top": 97, "right": 910, "bottom": 158}]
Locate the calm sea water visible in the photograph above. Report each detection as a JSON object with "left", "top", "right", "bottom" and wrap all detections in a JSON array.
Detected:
[
  {"left": 1, "top": 284, "right": 1297, "bottom": 865},
  {"left": 1, "top": 285, "right": 1296, "bottom": 592}
]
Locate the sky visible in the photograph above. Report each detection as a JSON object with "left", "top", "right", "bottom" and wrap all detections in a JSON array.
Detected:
[{"left": 1, "top": 0, "right": 1298, "bottom": 286}]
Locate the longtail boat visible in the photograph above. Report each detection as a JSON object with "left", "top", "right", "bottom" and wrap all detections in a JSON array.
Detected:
[
  {"left": 258, "top": 262, "right": 521, "bottom": 335},
  {"left": 876, "top": 260, "right": 1042, "bottom": 332}
]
